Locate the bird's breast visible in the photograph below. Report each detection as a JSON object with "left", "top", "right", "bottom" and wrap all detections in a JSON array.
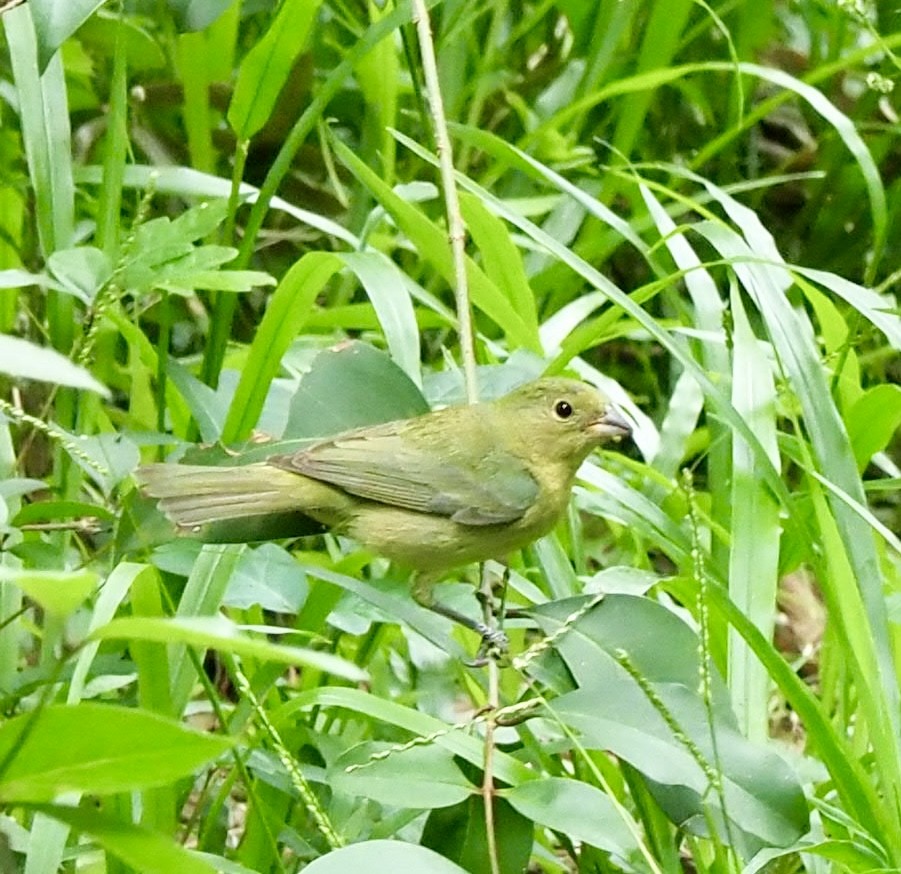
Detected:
[{"left": 343, "top": 467, "right": 574, "bottom": 574}]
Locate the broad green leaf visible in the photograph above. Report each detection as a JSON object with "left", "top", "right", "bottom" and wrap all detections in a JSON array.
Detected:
[
  {"left": 274, "top": 685, "right": 532, "bottom": 787},
  {"left": 331, "top": 743, "right": 474, "bottom": 808},
  {"left": 91, "top": 614, "right": 368, "bottom": 682},
  {"left": 0, "top": 335, "right": 109, "bottom": 396},
  {"left": 224, "top": 543, "right": 307, "bottom": 613},
  {"left": 220, "top": 252, "right": 344, "bottom": 444},
  {"left": 227, "top": 0, "right": 322, "bottom": 140},
  {"left": 532, "top": 596, "right": 808, "bottom": 852},
  {"left": 47, "top": 246, "right": 112, "bottom": 303},
  {"left": 28, "top": 803, "right": 217, "bottom": 874},
  {"left": 304, "top": 840, "right": 468, "bottom": 873},
  {"left": 0, "top": 478, "right": 47, "bottom": 500},
  {"left": 0, "top": 269, "right": 50, "bottom": 289},
  {"left": 506, "top": 778, "right": 638, "bottom": 857},
  {"left": 27, "top": 0, "right": 106, "bottom": 71},
  {"left": 283, "top": 341, "right": 429, "bottom": 441},
  {"left": 846, "top": 384, "right": 901, "bottom": 470},
  {"left": 16, "top": 494, "right": 109, "bottom": 529},
  {"left": 0, "top": 567, "right": 97, "bottom": 617},
  {"left": 165, "top": 360, "right": 226, "bottom": 445},
  {"left": 69, "top": 431, "right": 141, "bottom": 494},
  {"left": 0, "top": 704, "right": 232, "bottom": 801},
  {"left": 339, "top": 252, "right": 421, "bottom": 386},
  {"left": 422, "top": 796, "right": 532, "bottom": 874}
]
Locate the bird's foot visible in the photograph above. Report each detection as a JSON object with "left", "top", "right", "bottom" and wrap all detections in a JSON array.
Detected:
[{"left": 464, "top": 623, "right": 509, "bottom": 667}]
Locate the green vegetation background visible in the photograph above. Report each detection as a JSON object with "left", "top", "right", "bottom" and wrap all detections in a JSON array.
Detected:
[{"left": 0, "top": 0, "right": 899, "bottom": 872}]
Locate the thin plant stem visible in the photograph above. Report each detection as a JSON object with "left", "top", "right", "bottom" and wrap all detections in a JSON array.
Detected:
[
  {"left": 411, "top": 0, "right": 479, "bottom": 404},
  {"left": 410, "top": 2, "right": 494, "bottom": 869}
]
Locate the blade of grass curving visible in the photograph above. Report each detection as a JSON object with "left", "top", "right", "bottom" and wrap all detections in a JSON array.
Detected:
[
  {"left": 692, "top": 217, "right": 901, "bottom": 826},
  {"left": 5, "top": 3, "right": 77, "bottom": 455},
  {"left": 700, "top": 577, "right": 891, "bottom": 845},
  {"left": 513, "top": 55, "right": 888, "bottom": 281},
  {"left": 607, "top": 0, "right": 694, "bottom": 163},
  {"left": 22, "top": 562, "right": 160, "bottom": 874},
  {"left": 331, "top": 136, "right": 541, "bottom": 352},
  {"left": 792, "top": 266, "right": 901, "bottom": 350},
  {"left": 459, "top": 193, "right": 539, "bottom": 338},
  {"left": 695, "top": 212, "right": 894, "bottom": 630},
  {"left": 3, "top": 5, "right": 74, "bottom": 259},
  {"left": 445, "top": 124, "right": 663, "bottom": 275},
  {"left": 169, "top": 544, "right": 247, "bottom": 715},
  {"left": 234, "top": 0, "right": 435, "bottom": 266},
  {"left": 803, "top": 464, "right": 901, "bottom": 862},
  {"left": 694, "top": 62, "right": 887, "bottom": 282},
  {"left": 806, "top": 470, "right": 901, "bottom": 557},
  {"left": 726, "top": 287, "right": 780, "bottom": 743},
  {"left": 393, "top": 130, "right": 795, "bottom": 517},
  {"left": 571, "top": 1, "right": 641, "bottom": 126},
  {"left": 272, "top": 686, "right": 533, "bottom": 787},
  {"left": 95, "top": 12, "right": 127, "bottom": 256},
  {"left": 641, "top": 184, "right": 732, "bottom": 574},
  {"left": 339, "top": 252, "right": 421, "bottom": 387},
  {"left": 220, "top": 252, "right": 343, "bottom": 445}
]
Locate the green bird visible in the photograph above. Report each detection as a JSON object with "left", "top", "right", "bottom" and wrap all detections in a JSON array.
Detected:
[{"left": 138, "top": 377, "right": 631, "bottom": 647}]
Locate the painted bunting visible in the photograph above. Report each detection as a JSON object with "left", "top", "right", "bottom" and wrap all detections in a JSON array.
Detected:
[{"left": 138, "top": 377, "right": 631, "bottom": 645}]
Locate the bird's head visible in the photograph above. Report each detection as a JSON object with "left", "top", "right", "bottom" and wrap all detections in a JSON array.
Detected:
[{"left": 498, "top": 377, "right": 632, "bottom": 468}]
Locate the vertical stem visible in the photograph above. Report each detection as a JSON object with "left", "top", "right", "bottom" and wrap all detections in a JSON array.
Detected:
[
  {"left": 96, "top": 3, "right": 128, "bottom": 258},
  {"left": 156, "top": 291, "right": 170, "bottom": 454},
  {"left": 410, "top": 5, "right": 496, "bottom": 870},
  {"left": 199, "top": 141, "right": 248, "bottom": 391},
  {"left": 411, "top": 0, "right": 478, "bottom": 404}
]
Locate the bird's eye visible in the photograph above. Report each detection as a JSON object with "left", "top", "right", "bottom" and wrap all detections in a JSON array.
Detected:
[{"left": 554, "top": 399, "right": 574, "bottom": 420}]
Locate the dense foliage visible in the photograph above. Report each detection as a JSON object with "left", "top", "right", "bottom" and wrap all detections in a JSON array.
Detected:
[{"left": 0, "top": 0, "right": 899, "bottom": 871}]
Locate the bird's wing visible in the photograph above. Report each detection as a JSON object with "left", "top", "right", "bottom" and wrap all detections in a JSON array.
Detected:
[{"left": 269, "top": 427, "right": 538, "bottom": 526}]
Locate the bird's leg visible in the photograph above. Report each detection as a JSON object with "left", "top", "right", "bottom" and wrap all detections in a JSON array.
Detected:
[
  {"left": 494, "top": 565, "right": 511, "bottom": 619},
  {"left": 412, "top": 573, "right": 509, "bottom": 659},
  {"left": 474, "top": 565, "right": 510, "bottom": 613},
  {"left": 472, "top": 563, "right": 511, "bottom": 666}
]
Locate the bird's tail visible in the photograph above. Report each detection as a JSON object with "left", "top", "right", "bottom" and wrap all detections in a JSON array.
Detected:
[{"left": 137, "top": 463, "right": 306, "bottom": 529}]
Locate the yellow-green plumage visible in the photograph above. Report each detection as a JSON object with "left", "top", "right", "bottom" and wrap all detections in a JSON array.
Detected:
[{"left": 138, "top": 377, "right": 630, "bottom": 638}]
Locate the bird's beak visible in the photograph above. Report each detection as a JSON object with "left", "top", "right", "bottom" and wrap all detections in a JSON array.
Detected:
[{"left": 591, "top": 407, "right": 632, "bottom": 440}]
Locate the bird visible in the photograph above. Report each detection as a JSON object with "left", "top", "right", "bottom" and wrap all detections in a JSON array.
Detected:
[{"left": 138, "top": 377, "right": 631, "bottom": 649}]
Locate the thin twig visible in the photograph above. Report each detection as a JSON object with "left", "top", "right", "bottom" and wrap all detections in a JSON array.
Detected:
[
  {"left": 478, "top": 565, "right": 501, "bottom": 874},
  {"left": 411, "top": 0, "right": 478, "bottom": 404},
  {"left": 411, "top": 3, "right": 496, "bottom": 870}
]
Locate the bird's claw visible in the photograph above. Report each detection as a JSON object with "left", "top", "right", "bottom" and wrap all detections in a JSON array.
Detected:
[{"left": 464, "top": 623, "right": 509, "bottom": 667}]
